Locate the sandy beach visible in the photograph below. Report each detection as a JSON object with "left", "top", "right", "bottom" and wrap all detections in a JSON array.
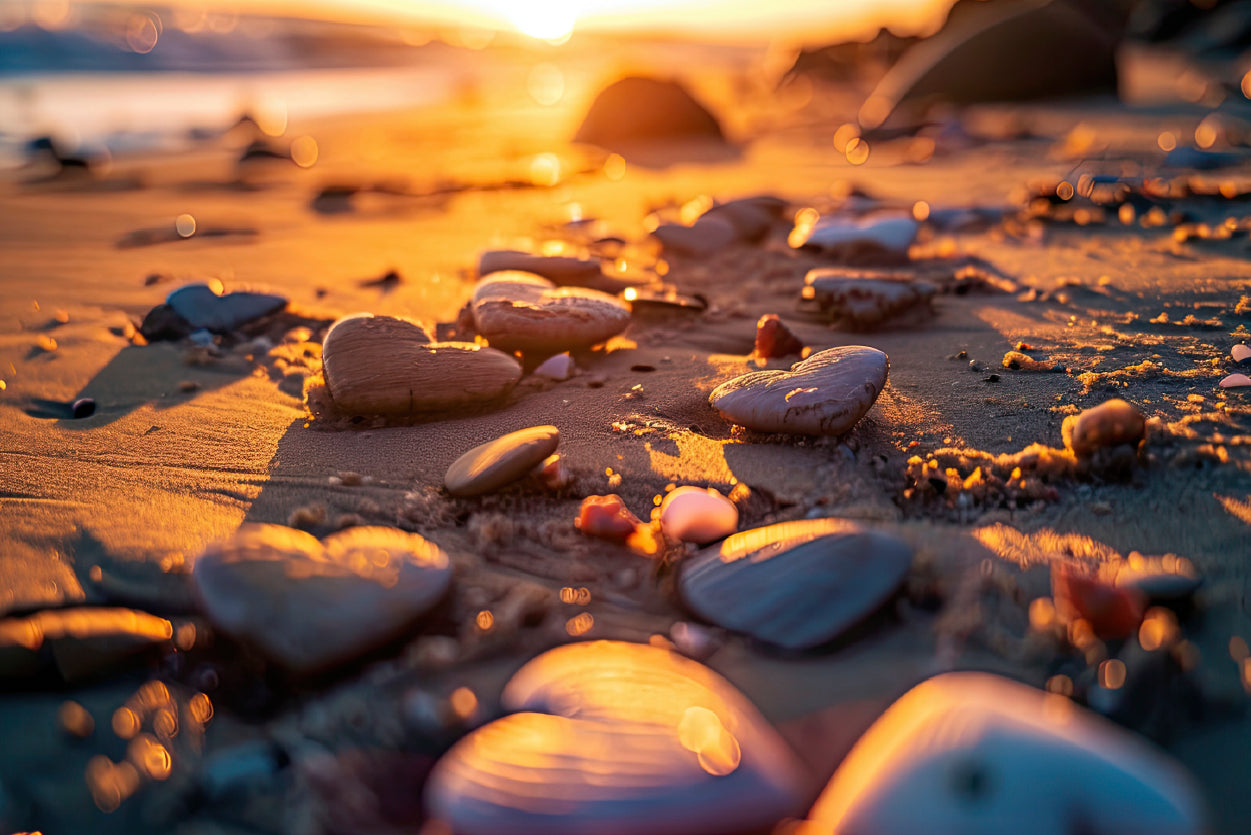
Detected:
[{"left": 2, "top": 12, "right": 1251, "bottom": 833}]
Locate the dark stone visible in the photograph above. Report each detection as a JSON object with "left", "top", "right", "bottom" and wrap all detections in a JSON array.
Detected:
[
  {"left": 139, "top": 303, "right": 193, "bottom": 342},
  {"left": 574, "top": 76, "right": 725, "bottom": 147}
]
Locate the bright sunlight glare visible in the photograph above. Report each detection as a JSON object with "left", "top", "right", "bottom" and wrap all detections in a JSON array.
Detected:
[{"left": 503, "top": 0, "right": 578, "bottom": 40}]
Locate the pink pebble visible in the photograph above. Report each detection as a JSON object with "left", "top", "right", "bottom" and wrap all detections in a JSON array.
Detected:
[
  {"left": 1232, "top": 344, "right": 1251, "bottom": 363},
  {"left": 658, "top": 486, "right": 738, "bottom": 544},
  {"left": 1219, "top": 373, "right": 1251, "bottom": 388}
]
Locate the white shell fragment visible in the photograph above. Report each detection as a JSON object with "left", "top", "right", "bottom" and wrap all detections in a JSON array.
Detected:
[
  {"left": 807, "top": 671, "right": 1206, "bottom": 835},
  {"left": 193, "top": 524, "right": 451, "bottom": 674},
  {"left": 678, "top": 518, "right": 912, "bottom": 650},
  {"left": 424, "top": 640, "right": 808, "bottom": 835},
  {"left": 710, "top": 345, "right": 888, "bottom": 435},
  {"left": 659, "top": 486, "right": 739, "bottom": 544},
  {"left": 472, "top": 271, "right": 632, "bottom": 354}
]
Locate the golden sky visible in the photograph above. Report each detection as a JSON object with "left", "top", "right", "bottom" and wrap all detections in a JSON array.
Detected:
[{"left": 271, "top": 0, "right": 953, "bottom": 42}]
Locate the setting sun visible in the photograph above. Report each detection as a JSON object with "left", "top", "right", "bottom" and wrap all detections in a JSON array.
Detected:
[{"left": 502, "top": 0, "right": 578, "bottom": 40}]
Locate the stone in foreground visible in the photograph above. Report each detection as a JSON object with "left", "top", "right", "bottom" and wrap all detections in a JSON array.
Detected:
[
  {"left": 679, "top": 518, "right": 912, "bottom": 650},
  {"left": 807, "top": 671, "right": 1205, "bottom": 835},
  {"left": 425, "top": 640, "right": 808, "bottom": 835},
  {"left": 710, "top": 345, "right": 888, "bottom": 435},
  {"left": 193, "top": 524, "right": 451, "bottom": 674},
  {"left": 0, "top": 608, "right": 173, "bottom": 683},
  {"left": 445, "top": 426, "right": 560, "bottom": 497}
]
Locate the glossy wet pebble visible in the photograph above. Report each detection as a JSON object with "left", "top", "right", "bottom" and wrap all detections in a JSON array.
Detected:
[
  {"left": 320, "top": 314, "right": 521, "bottom": 416},
  {"left": 472, "top": 271, "right": 631, "bottom": 354},
  {"left": 0, "top": 608, "right": 173, "bottom": 683},
  {"left": 424, "top": 640, "right": 807, "bottom": 835},
  {"left": 193, "top": 524, "right": 451, "bottom": 674},
  {"left": 445, "top": 425, "right": 560, "bottom": 497},
  {"left": 166, "top": 283, "right": 287, "bottom": 333},
  {"left": 710, "top": 345, "right": 888, "bottom": 435},
  {"left": 1062, "top": 399, "right": 1146, "bottom": 458},
  {"left": 659, "top": 486, "right": 738, "bottom": 544},
  {"left": 807, "top": 671, "right": 1205, "bottom": 835},
  {"left": 679, "top": 518, "right": 912, "bottom": 650},
  {"left": 791, "top": 215, "right": 917, "bottom": 260},
  {"left": 802, "top": 268, "right": 935, "bottom": 328}
]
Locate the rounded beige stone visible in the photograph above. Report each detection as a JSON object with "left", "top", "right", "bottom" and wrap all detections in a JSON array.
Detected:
[{"left": 445, "top": 425, "right": 560, "bottom": 497}]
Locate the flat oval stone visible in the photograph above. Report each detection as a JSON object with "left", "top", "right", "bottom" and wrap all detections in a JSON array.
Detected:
[
  {"left": 710, "top": 345, "right": 888, "bottom": 435},
  {"left": 193, "top": 524, "right": 451, "bottom": 674},
  {"left": 791, "top": 215, "right": 917, "bottom": 259},
  {"left": 424, "top": 641, "right": 808, "bottom": 835},
  {"left": 652, "top": 217, "right": 738, "bottom": 257},
  {"left": 678, "top": 518, "right": 912, "bottom": 650},
  {"left": 472, "top": 271, "right": 631, "bottom": 355},
  {"left": 445, "top": 425, "right": 560, "bottom": 497},
  {"left": 478, "top": 250, "right": 604, "bottom": 286},
  {"left": 802, "top": 268, "right": 936, "bottom": 328},
  {"left": 0, "top": 608, "right": 174, "bottom": 682},
  {"left": 808, "top": 672, "right": 1205, "bottom": 835},
  {"left": 321, "top": 314, "right": 520, "bottom": 417},
  {"left": 167, "top": 283, "right": 287, "bottom": 333},
  {"left": 659, "top": 486, "right": 738, "bottom": 544}
]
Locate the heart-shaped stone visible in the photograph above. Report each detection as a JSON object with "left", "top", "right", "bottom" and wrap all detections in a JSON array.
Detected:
[
  {"left": 425, "top": 640, "right": 808, "bottom": 835},
  {"left": 320, "top": 314, "right": 521, "bottom": 417},
  {"left": 193, "top": 524, "right": 451, "bottom": 674},
  {"left": 166, "top": 283, "right": 288, "bottom": 333},
  {"left": 472, "top": 271, "right": 631, "bottom": 355},
  {"left": 807, "top": 671, "right": 1205, "bottom": 835},
  {"left": 710, "top": 345, "right": 888, "bottom": 435},
  {"left": 678, "top": 518, "right": 913, "bottom": 650}
]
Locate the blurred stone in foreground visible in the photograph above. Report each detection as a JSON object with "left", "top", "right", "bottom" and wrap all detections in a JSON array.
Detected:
[{"left": 807, "top": 671, "right": 1205, "bottom": 835}]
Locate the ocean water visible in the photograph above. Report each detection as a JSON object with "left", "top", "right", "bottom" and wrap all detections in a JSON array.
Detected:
[{"left": 0, "top": 65, "right": 458, "bottom": 168}]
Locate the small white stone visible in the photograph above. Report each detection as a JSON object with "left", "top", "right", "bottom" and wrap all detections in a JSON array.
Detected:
[
  {"left": 659, "top": 486, "right": 738, "bottom": 544},
  {"left": 534, "top": 352, "right": 575, "bottom": 381}
]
